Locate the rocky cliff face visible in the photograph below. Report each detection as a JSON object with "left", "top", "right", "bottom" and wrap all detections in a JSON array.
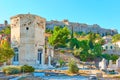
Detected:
[{"left": 46, "top": 20, "right": 118, "bottom": 36}]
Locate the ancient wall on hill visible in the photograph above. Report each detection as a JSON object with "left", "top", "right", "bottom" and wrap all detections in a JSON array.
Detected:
[{"left": 46, "top": 20, "right": 118, "bottom": 36}]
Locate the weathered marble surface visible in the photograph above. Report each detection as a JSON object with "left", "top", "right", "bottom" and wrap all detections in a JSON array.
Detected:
[{"left": 11, "top": 14, "right": 46, "bottom": 66}]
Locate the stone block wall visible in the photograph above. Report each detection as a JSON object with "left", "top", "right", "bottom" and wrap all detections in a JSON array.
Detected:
[{"left": 11, "top": 14, "right": 46, "bottom": 66}]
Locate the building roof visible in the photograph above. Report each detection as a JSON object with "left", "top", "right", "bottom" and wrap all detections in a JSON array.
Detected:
[{"left": 10, "top": 14, "right": 46, "bottom": 20}]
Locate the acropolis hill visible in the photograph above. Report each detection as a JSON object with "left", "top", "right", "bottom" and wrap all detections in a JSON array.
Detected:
[
  {"left": 9, "top": 14, "right": 118, "bottom": 37},
  {"left": 46, "top": 20, "right": 118, "bottom": 36}
]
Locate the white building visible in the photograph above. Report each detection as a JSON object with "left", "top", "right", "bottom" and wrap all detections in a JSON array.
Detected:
[{"left": 102, "top": 42, "right": 115, "bottom": 50}]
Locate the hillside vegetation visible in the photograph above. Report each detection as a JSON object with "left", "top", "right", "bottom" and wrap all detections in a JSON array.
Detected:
[
  {"left": 112, "top": 34, "right": 120, "bottom": 42},
  {"left": 48, "top": 26, "right": 119, "bottom": 62}
]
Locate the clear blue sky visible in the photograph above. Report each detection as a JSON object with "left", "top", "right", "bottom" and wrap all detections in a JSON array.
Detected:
[{"left": 0, "top": 0, "right": 120, "bottom": 33}]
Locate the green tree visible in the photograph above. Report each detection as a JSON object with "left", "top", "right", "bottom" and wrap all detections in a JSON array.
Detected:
[
  {"left": 73, "top": 47, "right": 83, "bottom": 58},
  {"left": 98, "top": 39, "right": 105, "bottom": 45},
  {"left": 4, "top": 26, "right": 11, "bottom": 35},
  {"left": 0, "top": 40, "right": 14, "bottom": 63},
  {"left": 88, "top": 40, "right": 94, "bottom": 49},
  {"left": 110, "top": 54, "right": 119, "bottom": 62},
  {"left": 112, "top": 34, "right": 120, "bottom": 42},
  {"left": 87, "top": 32, "right": 101, "bottom": 43},
  {"left": 48, "top": 26, "right": 70, "bottom": 48},
  {"left": 93, "top": 43, "right": 102, "bottom": 57},
  {"left": 67, "top": 38, "right": 80, "bottom": 49},
  {"left": 79, "top": 40, "right": 90, "bottom": 61},
  {"left": 102, "top": 53, "right": 111, "bottom": 60},
  {"left": 102, "top": 54, "right": 119, "bottom": 62},
  {"left": 77, "top": 40, "right": 103, "bottom": 61},
  {"left": 45, "top": 28, "right": 53, "bottom": 34},
  {"left": 87, "top": 32, "right": 95, "bottom": 41},
  {"left": 0, "top": 26, "right": 10, "bottom": 35},
  {"left": 79, "top": 40, "right": 90, "bottom": 51}
]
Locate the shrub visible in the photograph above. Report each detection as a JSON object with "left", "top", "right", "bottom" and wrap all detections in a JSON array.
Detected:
[
  {"left": 2, "top": 65, "right": 35, "bottom": 74},
  {"left": 60, "top": 50, "right": 65, "bottom": 53},
  {"left": 21, "top": 65, "right": 35, "bottom": 73},
  {"left": 102, "top": 53, "right": 111, "bottom": 60},
  {"left": 102, "top": 54, "right": 119, "bottom": 62},
  {"left": 3, "top": 66, "right": 21, "bottom": 74},
  {"left": 68, "top": 60, "right": 79, "bottom": 73},
  {"left": 111, "top": 54, "right": 119, "bottom": 62},
  {"left": 58, "top": 59, "right": 65, "bottom": 67}
]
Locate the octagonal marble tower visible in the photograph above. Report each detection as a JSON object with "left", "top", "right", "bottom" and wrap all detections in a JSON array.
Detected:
[{"left": 10, "top": 14, "right": 46, "bottom": 66}]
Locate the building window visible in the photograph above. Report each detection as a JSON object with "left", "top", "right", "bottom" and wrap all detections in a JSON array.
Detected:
[
  {"left": 26, "top": 27, "right": 29, "bottom": 30},
  {"left": 13, "top": 47, "right": 19, "bottom": 62},
  {"left": 106, "top": 46, "right": 108, "bottom": 49},
  {"left": 110, "top": 46, "right": 113, "bottom": 49},
  {"left": 37, "top": 49, "right": 42, "bottom": 64}
]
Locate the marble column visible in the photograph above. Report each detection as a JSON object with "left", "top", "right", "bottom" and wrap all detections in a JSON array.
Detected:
[
  {"left": 99, "top": 58, "right": 107, "bottom": 70},
  {"left": 41, "top": 48, "right": 45, "bottom": 66},
  {"left": 48, "top": 55, "right": 51, "bottom": 66},
  {"left": 116, "top": 57, "right": 120, "bottom": 69},
  {"left": 109, "top": 60, "right": 112, "bottom": 69}
]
